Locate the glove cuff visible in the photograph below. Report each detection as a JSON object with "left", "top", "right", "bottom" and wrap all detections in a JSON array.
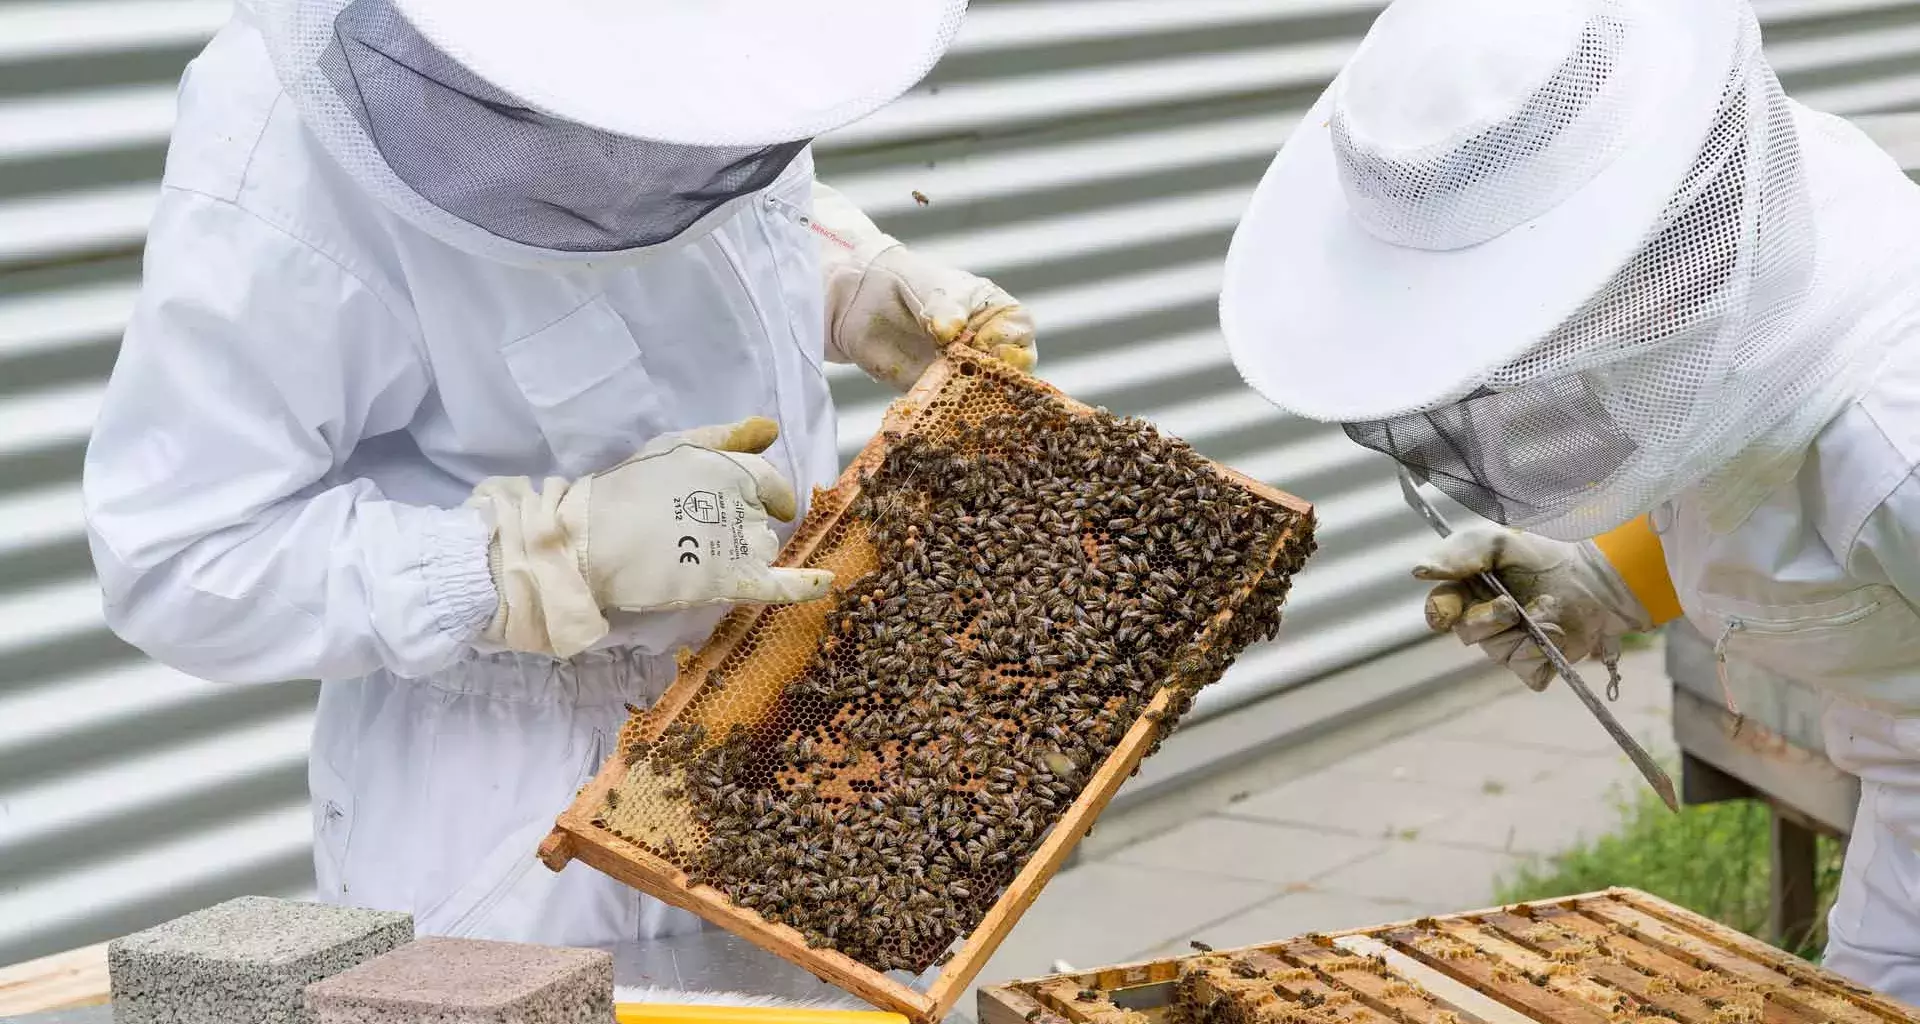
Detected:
[{"left": 466, "top": 476, "right": 607, "bottom": 659}]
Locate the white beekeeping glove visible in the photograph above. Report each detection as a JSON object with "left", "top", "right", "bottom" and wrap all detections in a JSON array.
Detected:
[
  {"left": 810, "top": 180, "right": 1037, "bottom": 391},
  {"left": 466, "top": 417, "right": 834, "bottom": 659},
  {"left": 1414, "top": 529, "right": 1651, "bottom": 691}
]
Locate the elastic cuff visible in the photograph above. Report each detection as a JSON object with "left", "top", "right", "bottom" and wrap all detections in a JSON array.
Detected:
[
  {"left": 1591, "top": 514, "right": 1683, "bottom": 627},
  {"left": 422, "top": 507, "right": 499, "bottom": 643}
]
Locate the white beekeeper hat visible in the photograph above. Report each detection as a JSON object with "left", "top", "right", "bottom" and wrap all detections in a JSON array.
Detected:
[
  {"left": 385, "top": 0, "right": 967, "bottom": 147},
  {"left": 246, "top": 0, "right": 968, "bottom": 264},
  {"left": 1219, "top": 0, "right": 1743, "bottom": 425}
]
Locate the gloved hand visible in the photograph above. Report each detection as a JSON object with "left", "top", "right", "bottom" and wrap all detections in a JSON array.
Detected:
[
  {"left": 809, "top": 180, "right": 1037, "bottom": 391},
  {"left": 1413, "top": 529, "right": 1651, "bottom": 691},
  {"left": 466, "top": 417, "right": 834, "bottom": 659}
]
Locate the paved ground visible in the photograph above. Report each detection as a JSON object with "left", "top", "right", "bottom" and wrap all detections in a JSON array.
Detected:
[{"left": 959, "top": 640, "right": 1677, "bottom": 1015}]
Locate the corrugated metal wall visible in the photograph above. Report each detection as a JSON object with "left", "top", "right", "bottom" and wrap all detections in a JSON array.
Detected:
[{"left": 5, "top": 0, "right": 1920, "bottom": 968}]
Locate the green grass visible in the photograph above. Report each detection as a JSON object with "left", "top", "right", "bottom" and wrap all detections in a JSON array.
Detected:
[
  {"left": 1618, "top": 631, "right": 1659, "bottom": 652},
  {"left": 1493, "top": 782, "right": 1845, "bottom": 960}
]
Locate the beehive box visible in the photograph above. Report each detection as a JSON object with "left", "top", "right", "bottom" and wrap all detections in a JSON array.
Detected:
[
  {"left": 978, "top": 889, "right": 1915, "bottom": 1024},
  {"left": 538, "top": 347, "right": 1315, "bottom": 1021}
]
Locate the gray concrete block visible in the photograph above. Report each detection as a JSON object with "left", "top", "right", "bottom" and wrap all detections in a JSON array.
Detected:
[
  {"left": 304, "top": 938, "right": 612, "bottom": 1024},
  {"left": 109, "top": 896, "right": 413, "bottom": 1024}
]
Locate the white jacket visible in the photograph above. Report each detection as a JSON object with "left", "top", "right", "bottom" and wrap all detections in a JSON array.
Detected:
[
  {"left": 81, "top": 15, "right": 838, "bottom": 945},
  {"left": 1664, "top": 330, "right": 1920, "bottom": 999},
  {"left": 1665, "top": 339, "right": 1920, "bottom": 717}
]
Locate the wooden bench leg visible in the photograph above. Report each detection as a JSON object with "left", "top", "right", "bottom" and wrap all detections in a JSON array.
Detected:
[{"left": 1770, "top": 806, "right": 1819, "bottom": 949}]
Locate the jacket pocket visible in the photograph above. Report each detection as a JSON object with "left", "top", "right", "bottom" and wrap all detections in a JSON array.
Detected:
[
  {"left": 502, "top": 297, "right": 663, "bottom": 477},
  {"left": 1697, "top": 584, "right": 1920, "bottom": 708}
]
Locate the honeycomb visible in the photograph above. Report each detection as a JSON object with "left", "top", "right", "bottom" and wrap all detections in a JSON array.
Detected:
[
  {"left": 584, "top": 349, "right": 1316, "bottom": 977},
  {"left": 1013, "top": 892, "right": 1915, "bottom": 1024}
]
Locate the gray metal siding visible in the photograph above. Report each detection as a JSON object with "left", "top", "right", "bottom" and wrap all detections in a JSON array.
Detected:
[{"left": 4, "top": 0, "right": 1919, "bottom": 967}]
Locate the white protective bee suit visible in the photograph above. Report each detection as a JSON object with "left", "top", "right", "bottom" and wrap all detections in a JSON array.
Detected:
[
  {"left": 80, "top": 0, "right": 1035, "bottom": 948},
  {"left": 1221, "top": 0, "right": 1920, "bottom": 1002}
]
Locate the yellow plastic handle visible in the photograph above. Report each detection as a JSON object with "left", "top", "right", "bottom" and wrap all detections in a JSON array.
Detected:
[{"left": 615, "top": 1004, "right": 908, "bottom": 1024}]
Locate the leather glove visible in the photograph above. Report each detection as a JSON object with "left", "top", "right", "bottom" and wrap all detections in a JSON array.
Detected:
[
  {"left": 466, "top": 417, "right": 834, "bottom": 659},
  {"left": 1413, "top": 529, "right": 1650, "bottom": 691},
  {"left": 809, "top": 180, "right": 1037, "bottom": 391}
]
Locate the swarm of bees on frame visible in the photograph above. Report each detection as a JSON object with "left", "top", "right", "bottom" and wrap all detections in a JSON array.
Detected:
[{"left": 596, "top": 368, "right": 1315, "bottom": 974}]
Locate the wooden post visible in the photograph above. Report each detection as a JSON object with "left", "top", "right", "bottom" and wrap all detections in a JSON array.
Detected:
[{"left": 1769, "top": 805, "right": 1820, "bottom": 950}]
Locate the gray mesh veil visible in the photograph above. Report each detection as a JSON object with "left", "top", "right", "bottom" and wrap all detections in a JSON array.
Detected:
[{"left": 317, "top": 0, "right": 805, "bottom": 255}]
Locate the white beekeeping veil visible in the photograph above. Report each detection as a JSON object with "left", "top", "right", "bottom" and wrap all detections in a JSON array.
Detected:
[
  {"left": 239, "top": 0, "right": 966, "bottom": 266},
  {"left": 1220, "top": 0, "right": 1920, "bottom": 540}
]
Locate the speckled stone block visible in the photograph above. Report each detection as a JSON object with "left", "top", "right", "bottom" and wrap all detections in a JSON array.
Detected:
[
  {"left": 108, "top": 896, "right": 414, "bottom": 1024},
  {"left": 304, "top": 937, "right": 613, "bottom": 1024}
]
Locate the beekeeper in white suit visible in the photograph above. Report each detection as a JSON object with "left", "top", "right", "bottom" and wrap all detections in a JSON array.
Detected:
[
  {"left": 1221, "top": 0, "right": 1920, "bottom": 1002},
  {"left": 79, "top": 0, "right": 1036, "bottom": 948}
]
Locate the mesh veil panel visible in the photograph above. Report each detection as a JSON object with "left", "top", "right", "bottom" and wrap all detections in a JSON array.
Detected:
[
  {"left": 319, "top": 0, "right": 806, "bottom": 253},
  {"left": 1333, "top": 10, "right": 1630, "bottom": 251},
  {"left": 1344, "top": 378, "right": 1637, "bottom": 526},
  {"left": 1341, "top": 59, "right": 1798, "bottom": 536}
]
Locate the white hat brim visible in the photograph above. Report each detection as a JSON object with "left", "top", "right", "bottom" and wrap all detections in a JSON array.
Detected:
[
  {"left": 1219, "top": 0, "right": 1744, "bottom": 424},
  {"left": 387, "top": 0, "right": 967, "bottom": 146}
]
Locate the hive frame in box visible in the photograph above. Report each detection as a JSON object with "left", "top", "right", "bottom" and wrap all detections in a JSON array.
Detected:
[
  {"left": 537, "top": 346, "right": 1314, "bottom": 1024},
  {"left": 977, "top": 888, "right": 1920, "bottom": 1024}
]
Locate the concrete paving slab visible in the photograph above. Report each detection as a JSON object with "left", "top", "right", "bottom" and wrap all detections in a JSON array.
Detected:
[
  {"left": 1312, "top": 839, "right": 1531, "bottom": 909},
  {"left": 1227, "top": 771, "right": 1476, "bottom": 838},
  {"left": 1426, "top": 648, "right": 1674, "bottom": 759},
  {"left": 1420, "top": 751, "right": 1659, "bottom": 855},
  {"left": 1107, "top": 817, "right": 1389, "bottom": 885},
  {"left": 1321, "top": 734, "right": 1569, "bottom": 793}
]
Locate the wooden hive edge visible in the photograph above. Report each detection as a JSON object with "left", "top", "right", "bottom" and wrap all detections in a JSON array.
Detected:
[
  {"left": 924, "top": 683, "right": 1187, "bottom": 1018},
  {"left": 0, "top": 943, "right": 110, "bottom": 1016},
  {"left": 1608, "top": 888, "right": 1920, "bottom": 1019},
  {"left": 980, "top": 887, "right": 1920, "bottom": 1024},
  {"left": 540, "top": 355, "right": 979, "bottom": 1021},
  {"left": 558, "top": 824, "right": 938, "bottom": 1021},
  {"left": 978, "top": 887, "right": 1638, "bottom": 993},
  {"left": 548, "top": 346, "right": 1316, "bottom": 1022}
]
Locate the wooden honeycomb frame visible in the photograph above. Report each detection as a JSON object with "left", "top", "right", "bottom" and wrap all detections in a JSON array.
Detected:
[
  {"left": 538, "top": 346, "right": 1315, "bottom": 1023},
  {"left": 978, "top": 889, "right": 1918, "bottom": 1024}
]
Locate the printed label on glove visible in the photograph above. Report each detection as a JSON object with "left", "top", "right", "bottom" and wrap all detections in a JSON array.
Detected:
[
  {"left": 577, "top": 439, "right": 825, "bottom": 612},
  {"left": 673, "top": 488, "right": 754, "bottom": 566}
]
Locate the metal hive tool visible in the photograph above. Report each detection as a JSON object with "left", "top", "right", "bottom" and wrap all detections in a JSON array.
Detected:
[{"left": 539, "top": 346, "right": 1317, "bottom": 1023}]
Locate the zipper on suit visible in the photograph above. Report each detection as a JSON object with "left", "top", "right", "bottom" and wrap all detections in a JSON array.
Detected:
[
  {"left": 701, "top": 227, "right": 807, "bottom": 500},
  {"left": 1712, "top": 619, "right": 1747, "bottom": 732},
  {"left": 1709, "top": 599, "right": 1880, "bottom": 736}
]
